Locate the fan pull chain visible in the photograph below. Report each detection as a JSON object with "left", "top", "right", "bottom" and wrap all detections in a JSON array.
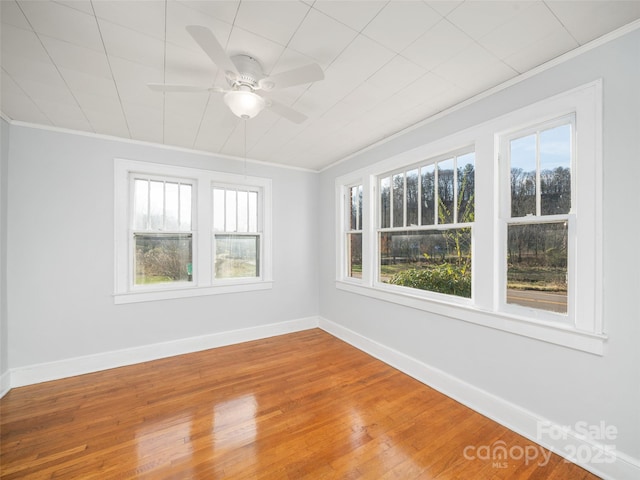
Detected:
[{"left": 243, "top": 118, "right": 247, "bottom": 179}]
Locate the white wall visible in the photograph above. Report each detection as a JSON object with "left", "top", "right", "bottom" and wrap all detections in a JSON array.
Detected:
[
  {"left": 1, "top": 117, "right": 9, "bottom": 390},
  {"left": 319, "top": 28, "right": 640, "bottom": 466},
  {"left": 6, "top": 125, "right": 319, "bottom": 369}
]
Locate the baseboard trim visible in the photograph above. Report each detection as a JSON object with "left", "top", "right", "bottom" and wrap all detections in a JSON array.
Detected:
[
  {"left": 8, "top": 316, "right": 319, "bottom": 390},
  {"left": 0, "top": 370, "right": 10, "bottom": 398},
  {"left": 318, "top": 316, "right": 640, "bottom": 480}
]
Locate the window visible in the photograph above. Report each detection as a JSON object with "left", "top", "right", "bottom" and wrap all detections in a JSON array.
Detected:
[
  {"left": 346, "top": 184, "right": 363, "bottom": 279},
  {"left": 377, "top": 151, "right": 475, "bottom": 299},
  {"left": 335, "top": 81, "right": 604, "bottom": 354},
  {"left": 502, "top": 117, "right": 573, "bottom": 316},
  {"left": 213, "top": 186, "right": 261, "bottom": 279},
  {"left": 132, "top": 177, "right": 194, "bottom": 286},
  {"left": 115, "top": 160, "right": 272, "bottom": 303}
]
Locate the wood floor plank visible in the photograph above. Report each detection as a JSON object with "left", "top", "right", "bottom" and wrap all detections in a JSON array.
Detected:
[{"left": 1, "top": 329, "right": 600, "bottom": 479}]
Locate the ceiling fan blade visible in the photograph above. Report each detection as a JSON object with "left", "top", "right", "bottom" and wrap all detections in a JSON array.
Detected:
[
  {"left": 186, "top": 25, "right": 239, "bottom": 78},
  {"left": 147, "top": 83, "right": 225, "bottom": 93},
  {"left": 265, "top": 98, "right": 308, "bottom": 124},
  {"left": 259, "top": 63, "right": 324, "bottom": 91}
]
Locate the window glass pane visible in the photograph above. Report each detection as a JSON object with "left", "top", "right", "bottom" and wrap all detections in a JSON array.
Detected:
[
  {"left": 457, "top": 153, "right": 475, "bottom": 223},
  {"left": 237, "top": 190, "right": 249, "bottom": 233},
  {"left": 357, "top": 185, "right": 363, "bottom": 230},
  {"left": 133, "top": 179, "right": 148, "bottom": 230},
  {"left": 213, "top": 188, "right": 225, "bottom": 232},
  {"left": 149, "top": 180, "right": 164, "bottom": 230},
  {"left": 421, "top": 165, "right": 435, "bottom": 226},
  {"left": 438, "top": 158, "right": 455, "bottom": 224},
  {"left": 165, "top": 182, "right": 179, "bottom": 231},
  {"left": 347, "top": 233, "right": 362, "bottom": 279},
  {"left": 248, "top": 191, "right": 258, "bottom": 232},
  {"left": 225, "top": 190, "right": 237, "bottom": 232},
  {"left": 350, "top": 186, "right": 358, "bottom": 230},
  {"left": 179, "top": 184, "right": 192, "bottom": 231},
  {"left": 134, "top": 233, "right": 192, "bottom": 285},
  {"left": 510, "top": 134, "right": 537, "bottom": 217},
  {"left": 392, "top": 173, "right": 404, "bottom": 228},
  {"left": 540, "top": 124, "right": 571, "bottom": 215},
  {"left": 380, "top": 177, "right": 391, "bottom": 228},
  {"left": 215, "top": 234, "right": 259, "bottom": 278},
  {"left": 507, "top": 222, "right": 567, "bottom": 314},
  {"left": 379, "top": 228, "right": 471, "bottom": 298},
  {"left": 406, "top": 169, "right": 419, "bottom": 226}
]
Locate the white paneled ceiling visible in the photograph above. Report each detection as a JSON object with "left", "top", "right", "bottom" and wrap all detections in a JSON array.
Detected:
[{"left": 1, "top": 1, "right": 639, "bottom": 171}]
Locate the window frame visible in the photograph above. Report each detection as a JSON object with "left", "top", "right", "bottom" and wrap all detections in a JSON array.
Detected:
[
  {"left": 335, "top": 80, "right": 605, "bottom": 355},
  {"left": 115, "top": 159, "right": 272, "bottom": 304}
]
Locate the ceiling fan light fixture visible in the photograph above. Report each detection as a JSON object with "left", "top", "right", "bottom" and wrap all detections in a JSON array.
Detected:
[{"left": 224, "top": 89, "right": 266, "bottom": 119}]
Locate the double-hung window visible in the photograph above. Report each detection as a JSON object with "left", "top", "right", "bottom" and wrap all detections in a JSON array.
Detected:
[
  {"left": 377, "top": 150, "right": 475, "bottom": 299},
  {"left": 501, "top": 116, "right": 574, "bottom": 318},
  {"left": 115, "top": 160, "right": 272, "bottom": 303},
  {"left": 213, "top": 186, "right": 261, "bottom": 279},
  {"left": 132, "top": 176, "right": 194, "bottom": 286}
]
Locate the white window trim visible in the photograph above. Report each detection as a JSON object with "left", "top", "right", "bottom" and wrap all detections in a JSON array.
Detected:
[
  {"left": 114, "top": 159, "right": 272, "bottom": 304},
  {"left": 335, "top": 80, "right": 605, "bottom": 355}
]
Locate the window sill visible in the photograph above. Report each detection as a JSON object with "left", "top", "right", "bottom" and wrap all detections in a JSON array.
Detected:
[
  {"left": 114, "top": 281, "right": 273, "bottom": 304},
  {"left": 335, "top": 281, "right": 606, "bottom": 355}
]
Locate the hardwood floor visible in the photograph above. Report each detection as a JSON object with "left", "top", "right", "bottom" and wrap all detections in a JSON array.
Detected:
[{"left": 1, "top": 329, "right": 599, "bottom": 479}]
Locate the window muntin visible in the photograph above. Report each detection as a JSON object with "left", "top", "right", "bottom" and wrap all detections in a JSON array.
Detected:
[
  {"left": 510, "top": 123, "right": 572, "bottom": 218},
  {"left": 213, "top": 186, "right": 262, "bottom": 280},
  {"left": 346, "top": 184, "right": 363, "bottom": 279},
  {"left": 504, "top": 116, "right": 573, "bottom": 315},
  {"left": 133, "top": 177, "right": 193, "bottom": 232},
  {"left": 377, "top": 150, "right": 475, "bottom": 298},
  {"left": 131, "top": 176, "right": 194, "bottom": 287}
]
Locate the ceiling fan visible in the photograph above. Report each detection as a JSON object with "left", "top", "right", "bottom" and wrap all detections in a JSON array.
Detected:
[{"left": 148, "top": 25, "right": 324, "bottom": 124}]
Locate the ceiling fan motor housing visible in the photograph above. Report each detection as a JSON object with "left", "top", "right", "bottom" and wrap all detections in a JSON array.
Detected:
[{"left": 228, "top": 54, "right": 264, "bottom": 90}]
